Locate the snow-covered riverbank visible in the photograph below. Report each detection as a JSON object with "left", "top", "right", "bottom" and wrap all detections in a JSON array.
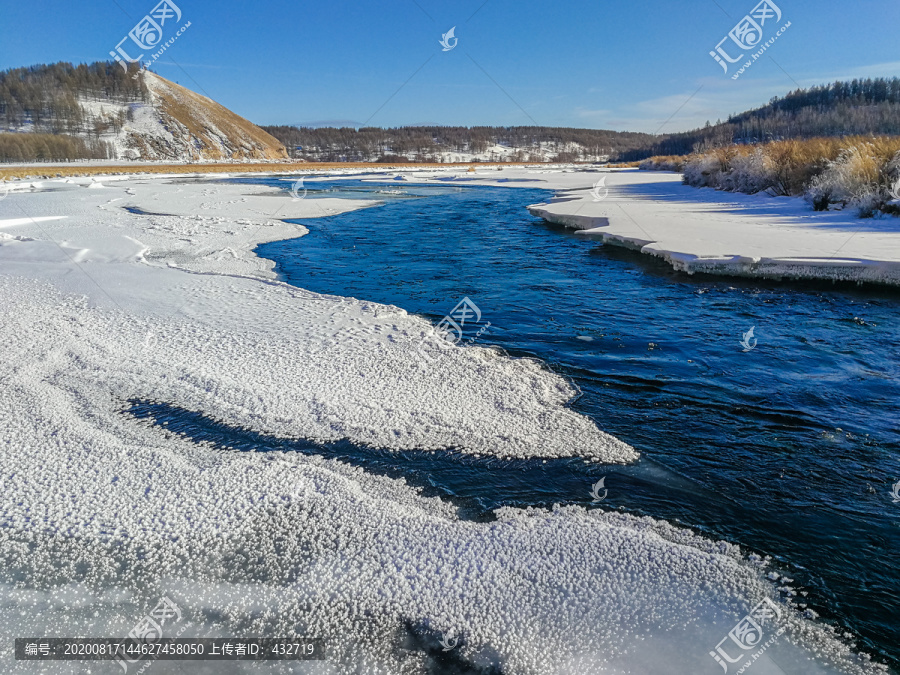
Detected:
[
  {"left": 521, "top": 169, "right": 900, "bottom": 287},
  {"left": 0, "top": 172, "right": 885, "bottom": 674}
]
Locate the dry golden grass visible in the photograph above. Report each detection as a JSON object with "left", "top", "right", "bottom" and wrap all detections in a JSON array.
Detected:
[
  {"left": 639, "top": 155, "right": 687, "bottom": 171},
  {"left": 750, "top": 137, "right": 900, "bottom": 195},
  {"left": 649, "top": 136, "right": 900, "bottom": 200},
  {"left": 146, "top": 73, "right": 288, "bottom": 161}
]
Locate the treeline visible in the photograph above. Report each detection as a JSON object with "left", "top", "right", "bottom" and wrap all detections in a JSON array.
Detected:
[
  {"left": 621, "top": 78, "right": 900, "bottom": 160},
  {"left": 0, "top": 133, "right": 115, "bottom": 162},
  {"left": 261, "top": 125, "right": 656, "bottom": 162},
  {"left": 0, "top": 61, "right": 147, "bottom": 135},
  {"left": 263, "top": 79, "right": 900, "bottom": 164},
  {"left": 731, "top": 77, "right": 900, "bottom": 121}
]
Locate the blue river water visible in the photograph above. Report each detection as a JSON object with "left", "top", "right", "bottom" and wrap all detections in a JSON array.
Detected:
[{"left": 138, "top": 175, "right": 900, "bottom": 670}]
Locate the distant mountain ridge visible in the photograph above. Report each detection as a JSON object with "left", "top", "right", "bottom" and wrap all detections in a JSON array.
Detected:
[
  {"left": 266, "top": 78, "right": 900, "bottom": 164},
  {"left": 2, "top": 62, "right": 899, "bottom": 165},
  {"left": 0, "top": 61, "right": 287, "bottom": 162},
  {"left": 261, "top": 125, "right": 656, "bottom": 163}
]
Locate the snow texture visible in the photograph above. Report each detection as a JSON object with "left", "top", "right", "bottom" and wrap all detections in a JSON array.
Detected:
[
  {"left": 518, "top": 169, "right": 900, "bottom": 287},
  {"left": 0, "top": 170, "right": 884, "bottom": 674}
]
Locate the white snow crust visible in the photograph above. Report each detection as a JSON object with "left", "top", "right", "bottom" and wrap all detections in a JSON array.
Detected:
[
  {"left": 0, "top": 171, "right": 885, "bottom": 674},
  {"left": 517, "top": 169, "right": 900, "bottom": 287}
]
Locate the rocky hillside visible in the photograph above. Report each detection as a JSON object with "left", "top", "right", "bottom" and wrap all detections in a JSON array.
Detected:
[
  {"left": 0, "top": 62, "right": 287, "bottom": 162},
  {"left": 124, "top": 71, "right": 287, "bottom": 161}
]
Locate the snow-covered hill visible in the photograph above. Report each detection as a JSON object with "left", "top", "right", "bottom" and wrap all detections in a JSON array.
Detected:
[
  {"left": 119, "top": 72, "right": 287, "bottom": 161},
  {"left": 5, "top": 71, "right": 287, "bottom": 162}
]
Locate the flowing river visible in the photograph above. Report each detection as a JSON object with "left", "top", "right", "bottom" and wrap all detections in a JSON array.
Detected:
[{"left": 134, "top": 175, "right": 900, "bottom": 669}]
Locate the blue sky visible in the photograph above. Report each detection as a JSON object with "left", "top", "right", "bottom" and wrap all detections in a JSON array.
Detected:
[{"left": 2, "top": 0, "right": 899, "bottom": 133}]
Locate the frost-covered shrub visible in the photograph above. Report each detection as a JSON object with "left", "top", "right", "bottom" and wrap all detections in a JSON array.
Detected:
[
  {"left": 768, "top": 140, "right": 837, "bottom": 196},
  {"left": 673, "top": 137, "right": 900, "bottom": 217},
  {"left": 883, "top": 151, "right": 900, "bottom": 216},
  {"left": 805, "top": 144, "right": 881, "bottom": 215},
  {"left": 886, "top": 150, "right": 900, "bottom": 185},
  {"left": 719, "top": 149, "right": 777, "bottom": 194},
  {"left": 855, "top": 192, "right": 883, "bottom": 218},
  {"left": 682, "top": 154, "right": 723, "bottom": 188},
  {"left": 639, "top": 156, "right": 686, "bottom": 172}
]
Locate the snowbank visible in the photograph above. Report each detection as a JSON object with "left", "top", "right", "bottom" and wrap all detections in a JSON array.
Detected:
[
  {"left": 0, "top": 172, "right": 882, "bottom": 674},
  {"left": 524, "top": 169, "right": 900, "bottom": 286},
  {"left": 1, "top": 177, "right": 625, "bottom": 459}
]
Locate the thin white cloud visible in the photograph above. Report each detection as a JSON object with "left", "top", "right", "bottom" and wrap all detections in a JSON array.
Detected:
[
  {"left": 614, "top": 67, "right": 858, "bottom": 133},
  {"left": 798, "top": 60, "right": 900, "bottom": 85},
  {"left": 623, "top": 90, "right": 722, "bottom": 134},
  {"left": 153, "top": 61, "right": 235, "bottom": 69},
  {"left": 574, "top": 107, "right": 611, "bottom": 119},
  {"left": 292, "top": 119, "right": 366, "bottom": 128}
]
